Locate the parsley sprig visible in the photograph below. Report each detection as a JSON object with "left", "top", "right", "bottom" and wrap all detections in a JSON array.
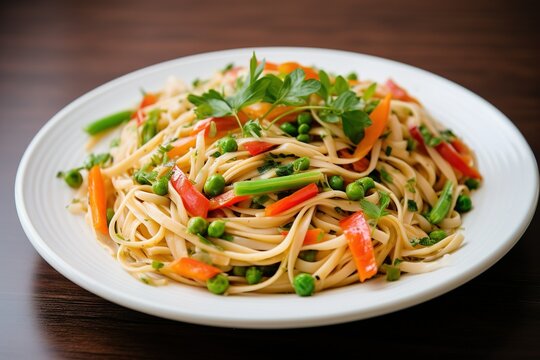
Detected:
[
  {"left": 187, "top": 53, "right": 269, "bottom": 130},
  {"left": 187, "top": 53, "right": 375, "bottom": 144}
]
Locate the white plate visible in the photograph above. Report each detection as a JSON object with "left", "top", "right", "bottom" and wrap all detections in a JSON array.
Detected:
[{"left": 15, "top": 47, "right": 539, "bottom": 328}]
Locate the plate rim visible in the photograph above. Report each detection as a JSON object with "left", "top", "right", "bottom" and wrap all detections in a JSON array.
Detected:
[{"left": 15, "top": 46, "right": 540, "bottom": 328}]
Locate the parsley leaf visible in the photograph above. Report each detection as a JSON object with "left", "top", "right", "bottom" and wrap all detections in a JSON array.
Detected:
[
  {"left": 362, "top": 83, "right": 377, "bottom": 101},
  {"left": 265, "top": 69, "right": 320, "bottom": 106},
  {"left": 360, "top": 191, "right": 391, "bottom": 226},
  {"left": 188, "top": 53, "right": 269, "bottom": 123},
  {"left": 342, "top": 110, "right": 370, "bottom": 144}
]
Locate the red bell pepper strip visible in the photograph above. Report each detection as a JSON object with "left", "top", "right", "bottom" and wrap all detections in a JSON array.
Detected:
[
  {"left": 339, "top": 211, "right": 377, "bottom": 282},
  {"left": 88, "top": 165, "right": 108, "bottom": 235},
  {"left": 353, "top": 93, "right": 392, "bottom": 159},
  {"left": 265, "top": 183, "right": 319, "bottom": 216},
  {"left": 168, "top": 257, "right": 221, "bottom": 281},
  {"left": 209, "top": 190, "right": 250, "bottom": 210},
  {"left": 170, "top": 166, "right": 210, "bottom": 218},
  {"left": 243, "top": 141, "right": 276, "bottom": 156},
  {"left": 339, "top": 150, "right": 370, "bottom": 172},
  {"left": 140, "top": 93, "right": 158, "bottom": 108},
  {"left": 385, "top": 79, "right": 419, "bottom": 104},
  {"left": 133, "top": 93, "right": 158, "bottom": 125},
  {"left": 282, "top": 228, "right": 326, "bottom": 245},
  {"left": 410, "top": 126, "right": 482, "bottom": 179}
]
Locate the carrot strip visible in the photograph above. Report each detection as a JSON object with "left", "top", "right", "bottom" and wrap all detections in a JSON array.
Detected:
[
  {"left": 353, "top": 93, "right": 392, "bottom": 159},
  {"left": 168, "top": 257, "right": 221, "bottom": 281},
  {"left": 88, "top": 165, "right": 108, "bottom": 235}
]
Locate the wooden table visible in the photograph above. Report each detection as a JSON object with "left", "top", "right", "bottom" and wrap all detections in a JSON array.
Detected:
[{"left": 2, "top": 0, "right": 539, "bottom": 357}]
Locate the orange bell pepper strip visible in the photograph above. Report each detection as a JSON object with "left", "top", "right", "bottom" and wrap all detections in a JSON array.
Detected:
[
  {"left": 385, "top": 79, "right": 419, "bottom": 104},
  {"left": 281, "top": 228, "right": 326, "bottom": 245},
  {"left": 263, "top": 61, "right": 279, "bottom": 71},
  {"left": 278, "top": 62, "right": 319, "bottom": 80},
  {"left": 353, "top": 93, "right": 392, "bottom": 159},
  {"left": 209, "top": 190, "right": 250, "bottom": 210},
  {"left": 170, "top": 166, "right": 210, "bottom": 218},
  {"left": 339, "top": 211, "right": 377, "bottom": 282},
  {"left": 242, "top": 102, "right": 297, "bottom": 123},
  {"left": 168, "top": 257, "right": 221, "bottom": 281},
  {"left": 166, "top": 135, "right": 197, "bottom": 159},
  {"left": 88, "top": 165, "right": 108, "bottom": 235},
  {"left": 265, "top": 183, "right": 319, "bottom": 216}
]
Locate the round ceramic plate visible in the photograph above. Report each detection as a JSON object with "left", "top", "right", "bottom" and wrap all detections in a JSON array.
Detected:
[{"left": 15, "top": 47, "right": 539, "bottom": 328}]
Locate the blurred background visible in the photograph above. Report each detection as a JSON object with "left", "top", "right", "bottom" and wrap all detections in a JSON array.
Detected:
[{"left": 1, "top": 0, "right": 538, "bottom": 358}]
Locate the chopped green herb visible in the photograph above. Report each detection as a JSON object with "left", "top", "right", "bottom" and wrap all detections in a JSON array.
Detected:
[
  {"left": 152, "top": 260, "right": 164, "bottom": 270},
  {"left": 221, "top": 63, "right": 234, "bottom": 73},
  {"left": 407, "top": 200, "right": 418, "bottom": 212},
  {"left": 405, "top": 178, "right": 416, "bottom": 193},
  {"left": 406, "top": 138, "right": 416, "bottom": 151},
  {"left": 419, "top": 125, "right": 442, "bottom": 147},
  {"left": 380, "top": 167, "right": 393, "bottom": 183},
  {"left": 84, "top": 153, "right": 111, "bottom": 170},
  {"left": 385, "top": 146, "right": 393, "bottom": 156},
  {"left": 133, "top": 168, "right": 157, "bottom": 185}
]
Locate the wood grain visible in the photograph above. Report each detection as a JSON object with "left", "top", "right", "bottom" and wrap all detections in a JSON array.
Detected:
[{"left": 1, "top": 0, "right": 538, "bottom": 358}]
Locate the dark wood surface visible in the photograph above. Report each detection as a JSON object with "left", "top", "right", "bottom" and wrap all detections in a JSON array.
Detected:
[{"left": 1, "top": 0, "right": 539, "bottom": 358}]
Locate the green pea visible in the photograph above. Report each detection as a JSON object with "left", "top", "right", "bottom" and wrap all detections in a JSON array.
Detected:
[
  {"left": 293, "top": 273, "right": 316, "bottom": 296},
  {"left": 208, "top": 220, "right": 226, "bottom": 238},
  {"left": 245, "top": 266, "right": 263, "bottom": 285},
  {"left": 232, "top": 266, "right": 247, "bottom": 277},
  {"left": 298, "top": 123, "right": 311, "bottom": 134},
  {"left": 152, "top": 176, "right": 169, "bottom": 196},
  {"left": 64, "top": 169, "right": 83, "bottom": 189},
  {"left": 187, "top": 216, "right": 208, "bottom": 235},
  {"left": 429, "top": 230, "right": 447, "bottom": 242},
  {"left": 329, "top": 175, "right": 345, "bottom": 190},
  {"left": 280, "top": 122, "right": 298, "bottom": 136},
  {"left": 358, "top": 177, "right": 375, "bottom": 192},
  {"left": 204, "top": 174, "right": 226, "bottom": 197},
  {"left": 464, "top": 178, "right": 480, "bottom": 190},
  {"left": 299, "top": 250, "right": 318, "bottom": 262},
  {"left": 455, "top": 194, "right": 472, "bottom": 213},
  {"left": 346, "top": 181, "right": 365, "bottom": 200},
  {"left": 206, "top": 273, "right": 229, "bottom": 295},
  {"left": 297, "top": 112, "right": 312, "bottom": 125},
  {"left": 296, "top": 134, "right": 310, "bottom": 143},
  {"left": 293, "top": 157, "right": 310, "bottom": 172},
  {"left": 218, "top": 136, "right": 238, "bottom": 153}
]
